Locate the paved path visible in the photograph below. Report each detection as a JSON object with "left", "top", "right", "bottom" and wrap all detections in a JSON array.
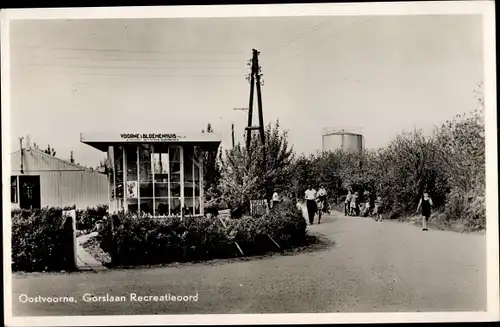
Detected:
[
  {"left": 12, "top": 212, "right": 486, "bottom": 316},
  {"left": 76, "top": 232, "right": 107, "bottom": 272}
]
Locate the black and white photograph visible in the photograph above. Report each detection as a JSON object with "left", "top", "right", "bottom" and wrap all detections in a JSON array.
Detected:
[{"left": 2, "top": 2, "right": 498, "bottom": 325}]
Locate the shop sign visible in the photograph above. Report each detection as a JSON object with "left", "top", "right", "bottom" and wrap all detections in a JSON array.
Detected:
[{"left": 120, "top": 133, "right": 186, "bottom": 141}]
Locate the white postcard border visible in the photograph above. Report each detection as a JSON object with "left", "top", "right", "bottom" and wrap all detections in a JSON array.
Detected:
[{"left": 2, "top": 1, "right": 498, "bottom": 325}]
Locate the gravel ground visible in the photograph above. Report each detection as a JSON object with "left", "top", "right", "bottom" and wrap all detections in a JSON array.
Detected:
[{"left": 11, "top": 211, "right": 486, "bottom": 316}]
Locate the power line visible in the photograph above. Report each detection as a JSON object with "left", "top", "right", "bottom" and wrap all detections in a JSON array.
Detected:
[
  {"left": 22, "top": 45, "right": 246, "bottom": 55},
  {"left": 27, "top": 55, "right": 243, "bottom": 64},
  {"left": 31, "top": 70, "right": 243, "bottom": 78},
  {"left": 291, "top": 17, "right": 374, "bottom": 58},
  {"left": 269, "top": 18, "right": 333, "bottom": 54},
  {"left": 28, "top": 62, "right": 246, "bottom": 70}
]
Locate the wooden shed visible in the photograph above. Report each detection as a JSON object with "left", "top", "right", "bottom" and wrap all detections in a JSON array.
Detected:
[{"left": 10, "top": 147, "right": 108, "bottom": 210}]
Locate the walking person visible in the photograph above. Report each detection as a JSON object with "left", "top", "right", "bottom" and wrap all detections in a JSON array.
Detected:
[
  {"left": 416, "top": 191, "right": 433, "bottom": 231},
  {"left": 317, "top": 185, "right": 329, "bottom": 214},
  {"left": 361, "top": 198, "right": 371, "bottom": 217},
  {"left": 344, "top": 190, "right": 352, "bottom": 216},
  {"left": 304, "top": 185, "right": 317, "bottom": 225},
  {"left": 350, "top": 191, "right": 359, "bottom": 216},
  {"left": 373, "top": 196, "right": 384, "bottom": 222}
]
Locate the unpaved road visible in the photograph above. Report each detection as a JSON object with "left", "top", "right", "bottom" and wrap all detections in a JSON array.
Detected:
[{"left": 11, "top": 212, "right": 486, "bottom": 315}]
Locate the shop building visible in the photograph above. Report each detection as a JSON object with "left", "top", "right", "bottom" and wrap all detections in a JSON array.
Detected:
[{"left": 80, "top": 132, "right": 221, "bottom": 217}]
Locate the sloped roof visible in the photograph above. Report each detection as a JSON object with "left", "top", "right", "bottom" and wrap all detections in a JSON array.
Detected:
[{"left": 11, "top": 147, "right": 99, "bottom": 173}]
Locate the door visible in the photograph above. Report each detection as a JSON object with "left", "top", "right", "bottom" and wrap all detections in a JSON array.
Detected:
[{"left": 19, "top": 176, "right": 41, "bottom": 210}]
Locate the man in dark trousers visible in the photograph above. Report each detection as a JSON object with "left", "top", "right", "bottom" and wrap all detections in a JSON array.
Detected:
[
  {"left": 304, "top": 185, "right": 317, "bottom": 225},
  {"left": 416, "top": 191, "right": 433, "bottom": 231}
]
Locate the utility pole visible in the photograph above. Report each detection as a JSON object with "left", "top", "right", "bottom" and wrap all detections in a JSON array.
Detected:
[
  {"left": 245, "top": 49, "right": 266, "bottom": 163},
  {"left": 246, "top": 52, "right": 256, "bottom": 151},
  {"left": 245, "top": 49, "right": 268, "bottom": 202},
  {"left": 231, "top": 123, "right": 235, "bottom": 148},
  {"left": 19, "top": 137, "right": 24, "bottom": 174},
  {"left": 254, "top": 50, "right": 266, "bottom": 172}
]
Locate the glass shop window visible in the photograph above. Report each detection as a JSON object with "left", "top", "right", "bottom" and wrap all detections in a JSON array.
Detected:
[
  {"left": 171, "top": 198, "right": 181, "bottom": 216},
  {"left": 115, "top": 146, "right": 124, "bottom": 199},
  {"left": 169, "top": 147, "right": 181, "bottom": 183},
  {"left": 155, "top": 199, "right": 169, "bottom": 216},
  {"left": 194, "top": 164, "right": 201, "bottom": 215},
  {"left": 108, "top": 146, "right": 115, "bottom": 199},
  {"left": 152, "top": 146, "right": 169, "bottom": 201},
  {"left": 140, "top": 199, "right": 154, "bottom": 215},
  {"left": 139, "top": 144, "right": 153, "bottom": 201},
  {"left": 126, "top": 145, "right": 138, "bottom": 200}
]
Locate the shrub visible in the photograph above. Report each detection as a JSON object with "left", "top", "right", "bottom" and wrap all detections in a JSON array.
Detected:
[
  {"left": 75, "top": 205, "right": 108, "bottom": 231},
  {"left": 102, "top": 212, "right": 234, "bottom": 266},
  {"left": 12, "top": 207, "right": 75, "bottom": 272},
  {"left": 444, "top": 184, "right": 485, "bottom": 232},
  {"left": 219, "top": 120, "right": 294, "bottom": 209},
  {"left": 287, "top": 103, "right": 484, "bottom": 231},
  {"left": 101, "top": 201, "right": 307, "bottom": 266}
]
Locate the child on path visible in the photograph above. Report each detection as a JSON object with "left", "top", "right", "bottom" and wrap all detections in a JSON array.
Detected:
[
  {"left": 317, "top": 185, "right": 329, "bottom": 214},
  {"left": 416, "top": 191, "right": 433, "bottom": 231},
  {"left": 361, "top": 198, "right": 371, "bottom": 217},
  {"left": 373, "top": 196, "right": 384, "bottom": 222},
  {"left": 350, "top": 192, "right": 359, "bottom": 216},
  {"left": 344, "top": 190, "right": 352, "bottom": 216}
]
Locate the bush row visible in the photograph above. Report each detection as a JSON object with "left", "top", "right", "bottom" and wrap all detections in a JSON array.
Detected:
[
  {"left": 287, "top": 108, "right": 485, "bottom": 230},
  {"left": 12, "top": 207, "right": 75, "bottom": 272},
  {"left": 213, "top": 93, "right": 485, "bottom": 231},
  {"left": 62, "top": 204, "right": 109, "bottom": 232},
  {"left": 100, "top": 200, "right": 307, "bottom": 266}
]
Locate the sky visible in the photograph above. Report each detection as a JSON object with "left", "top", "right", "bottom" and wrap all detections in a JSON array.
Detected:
[{"left": 9, "top": 15, "right": 483, "bottom": 167}]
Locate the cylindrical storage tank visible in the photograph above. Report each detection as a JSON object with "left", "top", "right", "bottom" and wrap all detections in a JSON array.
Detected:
[{"left": 322, "top": 127, "right": 363, "bottom": 153}]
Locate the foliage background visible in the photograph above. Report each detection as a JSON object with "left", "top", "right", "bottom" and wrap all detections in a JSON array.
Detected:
[{"left": 209, "top": 85, "right": 486, "bottom": 231}]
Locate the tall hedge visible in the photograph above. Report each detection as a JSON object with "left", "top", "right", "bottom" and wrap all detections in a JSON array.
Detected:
[
  {"left": 12, "top": 207, "right": 76, "bottom": 272},
  {"left": 101, "top": 200, "right": 307, "bottom": 266},
  {"left": 288, "top": 106, "right": 485, "bottom": 230},
  {"left": 76, "top": 205, "right": 108, "bottom": 231}
]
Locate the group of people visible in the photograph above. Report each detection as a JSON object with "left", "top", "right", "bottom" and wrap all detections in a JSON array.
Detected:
[
  {"left": 344, "top": 190, "right": 384, "bottom": 221},
  {"left": 344, "top": 189, "right": 434, "bottom": 231},
  {"left": 303, "top": 185, "right": 330, "bottom": 225},
  {"left": 273, "top": 185, "right": 434, "bottom": 231}
]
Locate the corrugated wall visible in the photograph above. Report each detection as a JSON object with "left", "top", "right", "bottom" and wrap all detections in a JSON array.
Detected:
[
  {"left": 11, "top": 149, "right": 108, "bottom": 209},
  {"left": 39, "top": 171, "right": 108, "bottom": 208}
]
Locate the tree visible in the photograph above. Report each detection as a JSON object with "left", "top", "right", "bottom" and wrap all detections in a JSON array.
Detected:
[
  {"left": 219, "top": 120, "right": 294, "bottom": 209},
  {"left": 432, "top": 84, "right": 485, "bottom": 229},
  {"left": 201, "top": 123, "right": 222, "bottom": 198},
  {"left": 434, "top": 88, "right": 485, "bottom": 193},
  {"left": 219, "top": 143, "right": 261, "bottom": 212}
]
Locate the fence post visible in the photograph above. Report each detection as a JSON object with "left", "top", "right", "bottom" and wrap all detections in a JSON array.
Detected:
[{"left": 63, "top": 209, "right": 77, "bottom": 271}]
